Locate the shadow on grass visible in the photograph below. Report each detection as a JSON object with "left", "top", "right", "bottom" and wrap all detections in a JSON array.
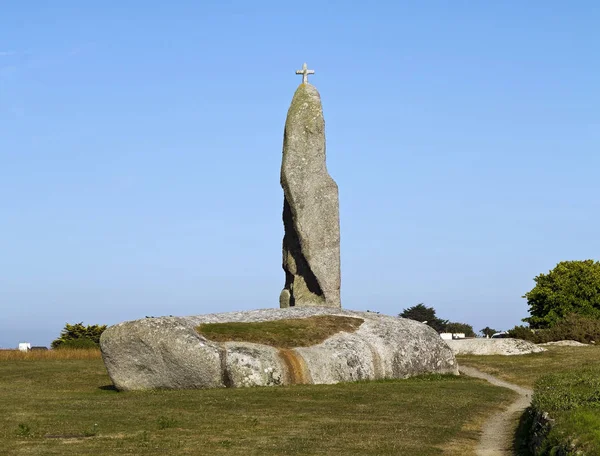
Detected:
[
  {"left": 98, "top": 384, "right": 117, "bottom": 392},
  {"left": 514, "top": 407, "right": 534, "bottom": 456}
]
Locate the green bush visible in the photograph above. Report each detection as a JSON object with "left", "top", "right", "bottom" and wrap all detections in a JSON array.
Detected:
[
  {"left": 55, "top": 338, "right": 99, "bottom": 350},
  {"left": 508, "top": 325, "right": 541, "bottom": 343},
  {"left": 51, "top": 322, "right": 107, "bottom": 349},
  {"left": 530, "top": 367, "right": 600, "bottom": 454},
  {"left": 508, "top": 314, "right": 600, "bottom": 344}
]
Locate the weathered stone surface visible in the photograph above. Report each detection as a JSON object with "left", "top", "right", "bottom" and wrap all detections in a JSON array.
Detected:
[
  {"left": 446, "top": 338, "right": 546, "bottom": 356},
  {"left": 100, "top": 308, "right": 458, "bottom": 391},
  {"left": 99, "top": 317, "right": 224, "bottom": 391},
  {"left": 280, "top": 83, "right": 341, "bottom": 308},
  {"left": 221, "top": 342, "right": 284, "bottom": 388}
]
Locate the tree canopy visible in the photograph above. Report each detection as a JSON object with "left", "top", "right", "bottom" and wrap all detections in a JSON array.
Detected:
[
  {"left": 445, "top": 322, "right": 476, "bottom": 338},
  {"left": 399, "top": 303, "right": 448, "bottom": 333},
  {"left": 523, "top": 260, "right": 600, "bottom": 328},
  {"left": 51, "top": 322, "right": 107, "bottom": 349},
  {"left": 479, "top": 327, "right": 497, "bottom": 338}
]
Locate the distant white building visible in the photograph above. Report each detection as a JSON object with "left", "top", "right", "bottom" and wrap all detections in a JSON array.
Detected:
[
  {"left": 440, "top": 333, "right": 466, "bottom": 340},
  {"left": 18, "top": 342, "right": 31, "bottom": 352}
]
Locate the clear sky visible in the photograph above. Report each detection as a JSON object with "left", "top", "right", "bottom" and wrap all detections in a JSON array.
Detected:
[{"left": 1, "top": 1, "right": 598, "bottom": 347}]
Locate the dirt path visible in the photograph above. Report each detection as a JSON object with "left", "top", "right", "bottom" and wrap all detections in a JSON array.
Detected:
[{"left": 459, "top": 366, "right": 532, "bottom": 456}]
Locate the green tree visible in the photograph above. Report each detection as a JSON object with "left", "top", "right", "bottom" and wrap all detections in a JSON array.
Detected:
[
  {"left": 51, "top": 322, "right": 107, "bottom": 349},
  {"left": 480, "top": 327, "right": 498, "bottom": 338},
  {"left": 399, "top": 303, "right": 448, "bottom": 333},
  {"left": 445, "top": 322, "right": 476, "bottom": 337},
  {"left": 523, "top": 260, "right": 600, "bottom": 328}
]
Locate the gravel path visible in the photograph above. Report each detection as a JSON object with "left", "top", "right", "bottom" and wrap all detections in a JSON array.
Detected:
[{"left": 459, "top": 366, "right": 532, "bottom": 456}]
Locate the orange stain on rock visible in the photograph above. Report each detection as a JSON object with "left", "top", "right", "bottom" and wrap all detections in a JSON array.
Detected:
[{"left": 278, "top": 349, "right": 311, "bottom": 385}]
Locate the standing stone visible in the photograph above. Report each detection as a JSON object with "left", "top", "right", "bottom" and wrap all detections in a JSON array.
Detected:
[{"left": 280, "top": 66, "right": 341, "bottom": 308}]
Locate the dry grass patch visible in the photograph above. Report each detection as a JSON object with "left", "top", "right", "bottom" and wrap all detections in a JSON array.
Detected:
[
  {"left": 0, "top": 348, "right": 102, "bottom": 361},
  {"left": 442, "top": 415, "right": 489, "bottom": 456},
  {"left": 197, "top": 315, "right": 363, "bottom": 348}
]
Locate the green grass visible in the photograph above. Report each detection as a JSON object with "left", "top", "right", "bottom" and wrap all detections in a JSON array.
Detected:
[
  {"left": 459, "top": 346, "right": 600, "bottom": 455},
  {"left": 197, "top": 315, "right": 364, "bottom": 348},
  {"left": 547, "top": 408, "right": 600, "bottom": 454},
  {"left": 533, "top": 367, "right": 600, "bottom": 412},
  {"left": 0, "top": 358, "right": 516, "bottom": 455},
  {"left": 457, "top": 345, "right": 600, "bottom": 388},
  {"left": 530, "top": 366, "right": 600, "bottom": 454}
]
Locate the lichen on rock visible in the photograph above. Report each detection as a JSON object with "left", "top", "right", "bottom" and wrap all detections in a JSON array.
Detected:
[
  {"left": 280, "top": 83, "right": 341, "bottom": 308},
  {"left": 446, "top": 338, "right": 546, "bottom": 355},
  {"left": 100, "top": 308, "right": 459, "bottom": 391}
]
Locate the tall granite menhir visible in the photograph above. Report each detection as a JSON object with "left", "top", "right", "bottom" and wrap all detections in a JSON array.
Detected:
[{"left": 280, "top": 68, "right": 341, "bottom": 308}]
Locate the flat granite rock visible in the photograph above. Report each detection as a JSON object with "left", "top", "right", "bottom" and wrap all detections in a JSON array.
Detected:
[
  {"left": 446, "top": 338, "right": 546, "bottom": 356},
  {"left": 100, "top": 307, "right": 458, "bottom": 391}
]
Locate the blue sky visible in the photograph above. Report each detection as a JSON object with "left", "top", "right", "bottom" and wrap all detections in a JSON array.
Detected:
[{"left": 1, "top": 1, "right": 598, "bottom": 347}]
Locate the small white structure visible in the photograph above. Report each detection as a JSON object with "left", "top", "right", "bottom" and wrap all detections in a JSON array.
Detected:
[
  {"left": 18, "top": 342, "right": 31, "bottom": 352},
  {"left": 440, "top": 333, "right": 466, "bottom": 340}
]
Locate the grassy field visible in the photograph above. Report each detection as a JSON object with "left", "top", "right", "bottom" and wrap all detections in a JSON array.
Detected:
[
  {"left": 525, "top": 365, "right": 600, "bottom": 454},
  {"left": 460, "top": 345, "right": 600, "bottom": 454},
  {"left": 542, "top": 407, "right": 600, "bottom": 454},
  {"left": 0, "top": 351, "right": 515, "bottom": 456},
  {"left": 5, "top": 345, "right": 598, "bottom": 455},
  {"left": 457, "top": 345, "right": 600, "bottom": 388}
]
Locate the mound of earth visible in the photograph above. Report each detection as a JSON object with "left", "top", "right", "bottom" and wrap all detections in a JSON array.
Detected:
[
  {"left": 538, "top": 340, "right": 588, "bottom": 347},
  {"left": 100, "top": 307, "right": 458, "bottom": 391},
  {"left": 446, "top": 338, "right": 545, "bottom": 356}
]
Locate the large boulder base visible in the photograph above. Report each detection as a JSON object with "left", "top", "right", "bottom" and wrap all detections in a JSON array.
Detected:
[
  {"left": 446, "top": 338, "right": 546, "bottom": 356},
  {"left": 100, "top": 308, "right": 458, "bottom": 391},
  {"left": 280, "top": 83, "right": 341, "bottom": 308}
]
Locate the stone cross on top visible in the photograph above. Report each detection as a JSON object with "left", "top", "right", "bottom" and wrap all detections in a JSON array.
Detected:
[{"left": 296, "top": 63, "right": 314, "bottom": 84}]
